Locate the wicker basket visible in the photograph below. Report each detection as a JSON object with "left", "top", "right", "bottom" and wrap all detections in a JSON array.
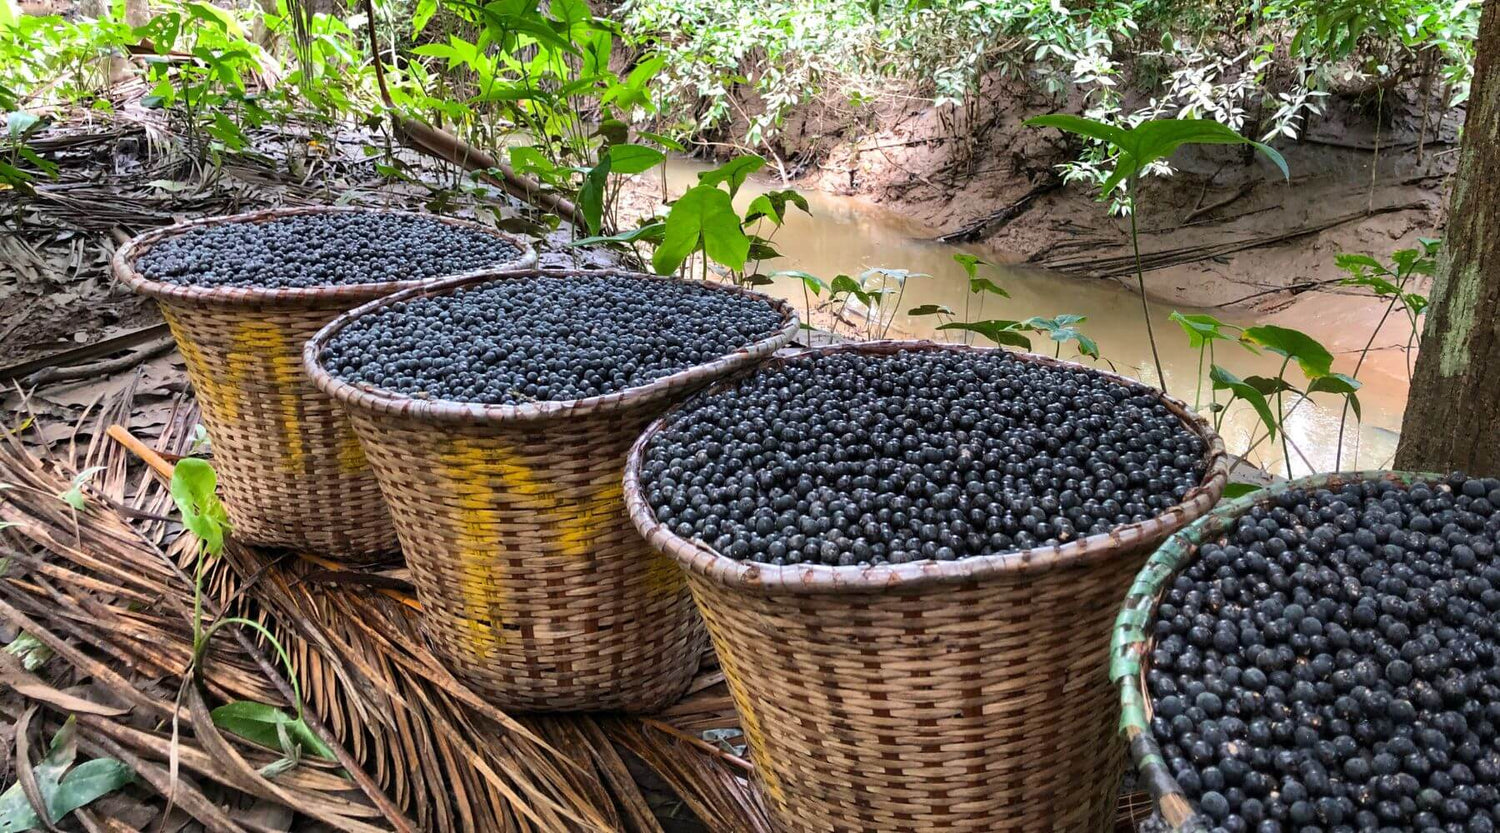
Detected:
[
  {"left": 1111, "top": 470, "right": 1435, "bottom": 833},
  {"left": 303, "top": 268, "right": 800, "bottom": 712},
  {"left": 113, "top": 206, "right": 535, "bottom": 559},
  {"left": 622, "top": 340, "right": 1231, "bottom": 832}
]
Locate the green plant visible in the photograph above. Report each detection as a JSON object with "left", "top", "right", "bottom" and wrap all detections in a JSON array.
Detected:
[
  {"left": 1330, "top": 239, "right": 1437, "bottom": 468},
  {"left": 648, "top": 154, "right": 811, "bottom": 286},
  {"left": 1024, "top": 115, "right": 1289, "bottom": 394},
  {"left": 0, "top": 718, "right": 134, "bottom": 831},
  {"left": 1170, "top": 314, "right": 1363, "bottom": 479},
  {"left": 168, "top": 459, "right": 330, "bottom": 767}
]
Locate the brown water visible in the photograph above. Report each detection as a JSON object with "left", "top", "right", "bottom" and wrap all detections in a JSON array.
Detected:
[{"left": 661, "top": 159, "right": 1408, "bottom": 476}]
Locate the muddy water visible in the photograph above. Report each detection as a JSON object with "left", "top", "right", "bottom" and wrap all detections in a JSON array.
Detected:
[{"left": 661, "top": 159, "right": 1408, "bottom": 475}]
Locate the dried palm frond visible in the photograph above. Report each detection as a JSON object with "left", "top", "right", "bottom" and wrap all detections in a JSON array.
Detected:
[{"left": 0, "top": 384, "right": 768, "bottom": 832}]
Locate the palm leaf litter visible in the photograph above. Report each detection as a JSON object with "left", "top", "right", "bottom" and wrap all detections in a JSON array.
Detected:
[{"left": 0, "top": 377, "right": 772, "bottom": 832}]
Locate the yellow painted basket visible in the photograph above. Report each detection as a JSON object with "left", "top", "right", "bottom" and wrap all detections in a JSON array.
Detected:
[
  {"left": 304, "top": 268, "right": 799, "bottom": 711},
  {"left": 113, "top": 206, "right": 535, "bottom": 559}
]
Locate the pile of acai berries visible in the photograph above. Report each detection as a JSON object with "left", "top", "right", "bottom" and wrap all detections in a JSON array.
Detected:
[
  {"left": 638, "top": 348, "right": 1208, "bottom": 565},
  {"left": 137, "top": 212, "right": 522, "bottom": 289},
  {"left": 321, "top": 273, "right": 787, "bottom": 405},
  {"left": 1148, "top": 475, "right": 1500, "bottom": 833}
]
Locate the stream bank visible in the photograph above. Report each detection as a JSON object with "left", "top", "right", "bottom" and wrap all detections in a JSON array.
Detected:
[{"left": 623, "top": 155, "right": 1418, "bottom": 478}]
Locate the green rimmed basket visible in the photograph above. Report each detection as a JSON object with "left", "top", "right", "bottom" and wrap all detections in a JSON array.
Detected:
[{"left": 1110, "top": 470, "right": 1440, "bottom": 832}]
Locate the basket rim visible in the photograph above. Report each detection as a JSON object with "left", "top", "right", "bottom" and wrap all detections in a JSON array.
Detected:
[
  {"left": 620, "top": 339, "right": 1232, "bottom": 595},
  {"left": 302, "top": 267, "right": 801, "bottom": 424},
  {"left": 111, "top": 204, "right": 537, "bottom": 308},
  {"left": 1108, "top": 469, "right": 1444, "bottom": 830}
]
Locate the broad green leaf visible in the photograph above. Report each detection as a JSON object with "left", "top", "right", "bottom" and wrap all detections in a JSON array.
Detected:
[
  {"left": 771, "top": 269, "right": 826, "bottom": 296},
  {"left": 592, "top": 118, "right": 629, "bottom": 147},
  {"left": 938, "top": 320, "right": 1032, "bottom": 351},
  {"left": 1169, "top": 311, "right": 1234, "bottom": 349},
  {"left": 951, "top": 252, "right": 990, "bottom": 279},
  {"left": 571, "top": 222, "right": 665, "bottom": 246},
  {"left": 1028, "top": 115, "right": 1289, "bottom": 196},
  {"left": 1023, "top": 114, "right": 1131, "bottom": 150},
  {"left": 746, "top": 238, "right": 780, "bottom": 261},
  {"left": 968, "top": 276, "right": 1009, "bottom": 297},
  {"left": 211, "top": 701, "right": 335, "bottom": 760},
  {"left": 1334, "top": 253, "right": 1383, "bottom": 274},
  {"left": 0, "top": 0, "right": 15, "bottom": 28},
  {"left": 828, "top": 274, "right": 869, "bottom": 304},
  {"left": 653, "top": 185, "right": 749, "bottom": 274},
  {"left": 1210, "top": 365, "right": 1278, "bottom": 440},
  {"left": 861, "top": 267, "right": 926, "bottom": 285},
  {"left": 1060, "top": 328, "right": 1100, "bottom": 359},
  {"left": 169, "top": 458, "right": 229, "bottom": 555},
  {"left": 1241, "top": 375, "right": 1297, "bottom": 396},
  {"left": 744, "top": 189, "right": 809, "bottom": 226},
  {"left": 1222, "top": 483, "right": 1263, "bottom": 499},
  {"left": 1340, "top": 273, "right": 1401, "bottom": 296},
  {"left": 508, "top": 146, "right": 557, "bottom": 178},
  {"left": 1307, "top": 372, "right": 1363, "bottom": 420},
  {"left": 698, "top": 155, "right": 764, "bottom": 197},
  {"left": 603, "top": 144, "right": 664, "bottom": 175},
  {"left": 473, "top": 84, "right": 553, "bottom": 104},
  {"left": 577, "top": 155, "right": 611, "bottom": 235},
  {"left": 0, "top": 719, "right": 131, "bottom": 832},
  {"left": 1127, "top": 119, "right": 1289, "bottom": 180},
  {"left": 412, "top": 0, "right": 437, "bottom": 34},
  {"left": 635, "top": 130, "right": 685, "bottom": 152},
  {"left": 743, "top": 194, "right": 781, "bottom": 226},
  {"left": 908, "top": 304, "right": 955, "bottom": 316},
  {"left": 1241, "top": 325, "right": 1333, "bottom": 378}
]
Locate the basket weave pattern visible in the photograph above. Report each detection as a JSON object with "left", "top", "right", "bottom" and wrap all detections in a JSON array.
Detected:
[
  {"left": 624, "top": 340, "right": 1231, "bottom": 832},
  {"left": 113, "top": 206, "right": 534, "bottom": 558},
  {"left": 306, "top": 269, "right": 799, "bottom": 712},
  {"left": 1110, "top": 471, "right": 1432, "bottom": 832}
]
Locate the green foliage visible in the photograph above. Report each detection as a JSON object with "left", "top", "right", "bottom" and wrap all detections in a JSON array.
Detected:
[
  {"left": 1026, "top": 115, "right": 1288, "bottom": 198},
  {"left": 0, "top": 719, "right": 133, "bottom": 832},
  {"left": 56, "top": 466, "right": 106, "bottom": 512},
  {"left": 1169, "top": 311, "right": 1233, "bottom": 350},
  {"left": 654, "top": 183, "right": 750, "bottom": 274},
  {"left": 5, "top": 632, "right": 53, "bottom": 671},
  {"left": 1016, "top": 314, "right": 1099, "bottom": 359},
  {"left": 170, "top": 457, "right": 230, "bottom": 556},
  {"left": 1210, "top": 364, "right": 1280, "bottom": 442},
  {"left": 211, "top": 701, "right": 336, "bottom": 761},
  {"left": 938, "top": 320, "right": 1031, "bottom": 351},
  {"left": 1222, "top": 483, "right": 1264, "bottom": 499},
  {"left": 1239, "top": 325, "right": 1333, "bottom": 378}
]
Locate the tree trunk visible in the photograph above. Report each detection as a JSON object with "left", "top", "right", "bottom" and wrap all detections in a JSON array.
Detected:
[{"left": 1395, "top": 0, "right": 1500, "bottom": 475}]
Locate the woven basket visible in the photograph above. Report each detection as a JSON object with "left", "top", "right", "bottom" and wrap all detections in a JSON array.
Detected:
[
  {"left": 1110, "top": 470, "right": 1436, "bottom": 833},
  {"left": 623, "top": 340, "right": 1231, "bottom": 833},
  {"left": 113, "top": 206, "right": 535, "bottom": 559},
  {"left": 304, "top": 268, "right": 800, "bottom": 712}
]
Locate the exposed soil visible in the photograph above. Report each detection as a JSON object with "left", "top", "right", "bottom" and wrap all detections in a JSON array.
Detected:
[{"left": 712, "top": 73, "right": 1458, "bottom": 371}]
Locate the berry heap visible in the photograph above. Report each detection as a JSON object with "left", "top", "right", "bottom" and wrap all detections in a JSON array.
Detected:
[
  {"left": 639, "top": 349, "right": 1207, "bottom": 566},
  {"left": 1148, "top": 475, "right": 1500, "bottom": 833},
  {"left": 321, "top": 273, "right": 786, "bottom": 405},
  {"left": 137, "top": 212, "right": 522, "bottom": 289}
]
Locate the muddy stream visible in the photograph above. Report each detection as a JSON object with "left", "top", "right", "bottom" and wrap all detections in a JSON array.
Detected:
[{"left": 659, "top": 159, "right": 1408, "bottom": 477}]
